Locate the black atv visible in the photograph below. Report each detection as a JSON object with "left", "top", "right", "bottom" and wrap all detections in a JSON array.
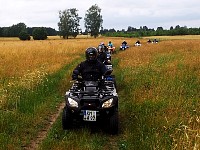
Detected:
[{"left": 62, "top": 75, "right": 119, "bottom": 134}]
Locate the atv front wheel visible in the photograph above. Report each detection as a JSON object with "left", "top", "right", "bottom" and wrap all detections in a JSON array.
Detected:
[
  {"left": 108, "top": 111, "right": 118, "bottom": 134},
  {"left": 62, "top": 107, "right": 72, "bottom": 130}
]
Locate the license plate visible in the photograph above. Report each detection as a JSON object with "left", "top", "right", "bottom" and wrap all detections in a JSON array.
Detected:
[
  {"left": 83, "top": 110, "right": 96, "bottom": 121},
  {"left": 106, "top": 65, "right": 112, "bottom": 70}
]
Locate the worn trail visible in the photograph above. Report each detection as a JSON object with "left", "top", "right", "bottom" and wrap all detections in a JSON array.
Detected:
[{"left": 24, "top": 102, "right": 65, "bottom": 150}]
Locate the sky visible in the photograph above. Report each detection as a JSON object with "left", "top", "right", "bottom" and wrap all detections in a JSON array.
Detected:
[{"left": 1, "top": 0, "right": 200, "bottom": 31}]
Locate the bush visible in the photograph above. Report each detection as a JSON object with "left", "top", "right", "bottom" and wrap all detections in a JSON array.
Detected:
[
  {"left": 32, "top": 28, "right": 48, "bottom": 40},
  {"left": 19, "top": 31, "right": 31, "bottom": 40}
]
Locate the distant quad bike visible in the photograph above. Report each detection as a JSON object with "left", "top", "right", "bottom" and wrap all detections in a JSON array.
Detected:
[
  {"left": 152, "top": 39, "right": 159, "bottom": 43},
  {"left": 134, "top": 43, "right": 142, "bottom": 46},
  {"left": 120, "top": 44, "right": 129, "bottom": 50},
  {"left": 62, "top": 71, "right": 119, "bottom": 134},
  {"left": 104, "top": 51, "right": 112, "bottom": 65},
  {"left": 107, "top": 46, "right": 116, "bottom": 54}
]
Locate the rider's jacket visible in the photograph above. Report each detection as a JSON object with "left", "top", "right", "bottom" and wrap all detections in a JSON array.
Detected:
[
  {"left": 73, "top": 60, "right": 107, "bottom": 81},
  {"left": 97, "top": 52, "right": 107, "bottom": 63},
  {"left": 108, "top": 43, "right": 113, "bottom": 47},
  {"left": 122, "top": 41, "right": 127, "bottom": 45}
]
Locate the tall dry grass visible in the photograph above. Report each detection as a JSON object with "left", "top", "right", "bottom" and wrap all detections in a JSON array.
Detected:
[
  {"left": 0, "top": 37, "right": 134, "bottom": 78},
  {"left": 116, "top": 39, "right": 200, "bottom": 149},
  {"left": 0, "top": 37, "right": 134, "bottom": 110},
  {"left": 0, "top": 39, "right": 79, "bottom": 109}
]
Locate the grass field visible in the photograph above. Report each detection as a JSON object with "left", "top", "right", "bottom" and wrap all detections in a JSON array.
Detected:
[{"left": 0, "top": 36, "right": 200, "bottom": 149}]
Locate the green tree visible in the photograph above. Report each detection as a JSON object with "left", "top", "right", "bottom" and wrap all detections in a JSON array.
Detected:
[
  {"left": 19, "top": 31, "right": 31, "bottom": 40},
  {"left": 32, "top": 27, "right": 47, "bottom": 40},
  {"left": 84, "top": 4, "right": 103, "bottom": 38},
  {"left": 10, "top": 23, "right": 27, "bottom": 37},
  {"left": 58, "top": 8, "right": 81, "bottom": 39}
]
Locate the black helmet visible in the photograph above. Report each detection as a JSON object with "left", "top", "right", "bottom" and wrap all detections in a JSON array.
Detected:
[{"left": 85, "top": 47, "right": 98, "bottom": 62}]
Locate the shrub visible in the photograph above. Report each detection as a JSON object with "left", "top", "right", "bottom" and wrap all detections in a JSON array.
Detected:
[
  {"left": 19, "top": 31, "right": 31, "bottom": 40},
  {"left": 32, "top": 28, "right": 48, "bottom": 40}
]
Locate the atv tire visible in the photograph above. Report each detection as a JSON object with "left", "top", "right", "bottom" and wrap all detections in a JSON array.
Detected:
[
  {"left": 62, "top": 107, "right": 72, "bottom": 130},
  {"left": 108, "top": 111, "right": 118, "bottom": 134}
]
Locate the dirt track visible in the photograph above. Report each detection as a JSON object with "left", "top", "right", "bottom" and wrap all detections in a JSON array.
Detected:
[{"left": 24, "top": 102, "right": 65, "bottom": 150}]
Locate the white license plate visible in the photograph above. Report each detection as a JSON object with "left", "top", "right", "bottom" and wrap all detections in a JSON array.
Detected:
[
  {"left": 106, "top": 65, "right": 112, "bottom": 70},
  {"left": 83, "top": 110, "right": 96, "bottom": 121}
]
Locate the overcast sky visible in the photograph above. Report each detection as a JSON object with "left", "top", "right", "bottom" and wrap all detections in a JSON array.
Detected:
[{"left": 1, "top": 0, "right": 200, "bottom": 31}]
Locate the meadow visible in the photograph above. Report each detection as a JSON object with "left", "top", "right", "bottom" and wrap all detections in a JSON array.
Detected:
[{"left": 0, "top": 36, "right": 199, "bottom": 150}]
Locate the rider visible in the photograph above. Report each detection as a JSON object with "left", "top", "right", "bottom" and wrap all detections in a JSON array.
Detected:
[
  {"left": 72, "top": 47, "right": 107, "bottom": 81},
  {"left": 153, "top": 39, "right": 158, "bottom": 43},
  {"left": 122, "top": 40, "right": 127, "bottom": 46},
  {"left": 108, "top": 41, "right": 113, "bottom": 48},
  {"left": 135, "top": 40, "right": 141, "bottom": 44},
  {"left": 97, "top": 44, "right": 107, "bottom": 63},
  {"left": 147, "top": 39, "right": 152, "bottom": 43},
  {"left": 100, "top": 42, "right": 108, "bottom": 52}
]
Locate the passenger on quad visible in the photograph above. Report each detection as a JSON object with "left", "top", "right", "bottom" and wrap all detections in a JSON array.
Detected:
[
  {"left": 153, "top": 39, "right": 158, "bottom": 43},
  {"left": 107, "top": 41, "right": 115, "bottom": 53},
  {"left": 122, "top": 40, "right": 127, "bottom": 46},
  {"left": 72, "top": 47, "right": 107, "bottom": 81},
  {"left": 135, "top": 40, "right": 141, "bottom": 44},
  {"left": 135, "top": 40, "right": 142, "bottom": 46},
  {"left": 63, "top": 48, "right": 118, "bottom": 135},
  {"left": 120, "top": 40, "right": 129, "bottom": 50},
  {"left": 147, "top": 39, "right": 152, "bottom": 43},
  {"left": 97, "top": 44, "right": 107, "bottom": 63},
  {"left": 108, "top": 41, "right": 113, "bottom": 48},
  {"left": 100, "top": 42, "right": 108, "bottom": 52}
]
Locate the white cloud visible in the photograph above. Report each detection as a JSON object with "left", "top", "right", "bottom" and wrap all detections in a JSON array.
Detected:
[{"left": 0, "top": 0, "right": 200, "bottom": 30}]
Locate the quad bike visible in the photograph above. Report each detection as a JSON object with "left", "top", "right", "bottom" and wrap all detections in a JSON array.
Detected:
[
  {"left": 120, "top": 44, "right": 129, "bottom": 50},
  {"left": 62, "top": 71, "right": 118, "bottom": 134},
  {"left": 134, "top": 40, "right": 142, "bottom": 46},
  {"left": 105, "top": 51, "right": 111, "bottom": 62},
  {"left": 152, "top": 39, "right": 158, "bottom": 43},
  {"left": 134, "top": 43, "right": 142, "bottom": 46},
  {"left": 107, "top": 46, "right": 116, "bottom": 54},
  {"left": 104, "top": 51, "right": 112, "bottom": 70}
]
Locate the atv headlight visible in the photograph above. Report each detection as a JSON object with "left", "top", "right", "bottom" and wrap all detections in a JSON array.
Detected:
[
  {"left": 68, "top": 97, "right": 78, "bottom": 107},
  {"left": 102, "top": 98, "right": 113, "bottom": 108}
]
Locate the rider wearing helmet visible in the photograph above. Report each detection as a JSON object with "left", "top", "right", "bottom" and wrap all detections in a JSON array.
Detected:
[
  {"left": 100, "top": 42, "right": 108, "bottom": 52},
  {"left": 135, "top": 40, "right": 141, "bottom": 44},
  {"left": 97, "top": 44, "right": 107, "bottom": 63},
  {"left": 122, "top": 40, "right": 127, "bottom": 45},
  {"left": 72, "top": 47, "right": 107, "bottom": 81}
]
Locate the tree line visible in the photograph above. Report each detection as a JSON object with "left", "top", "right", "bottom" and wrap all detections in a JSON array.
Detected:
[
  {"left": 101, "top": 25, "right": 200, "bottom": 37},
  {"left": 1, "top": 4, "right": 200, "bottom": 40},
  {"left": 0, "top": 23, "right": 57, "bottom": 37}
]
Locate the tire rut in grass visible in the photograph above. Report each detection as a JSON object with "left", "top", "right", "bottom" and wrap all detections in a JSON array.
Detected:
[{"left": 24, "top": 102, "right": 65, "bottom": 150}]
